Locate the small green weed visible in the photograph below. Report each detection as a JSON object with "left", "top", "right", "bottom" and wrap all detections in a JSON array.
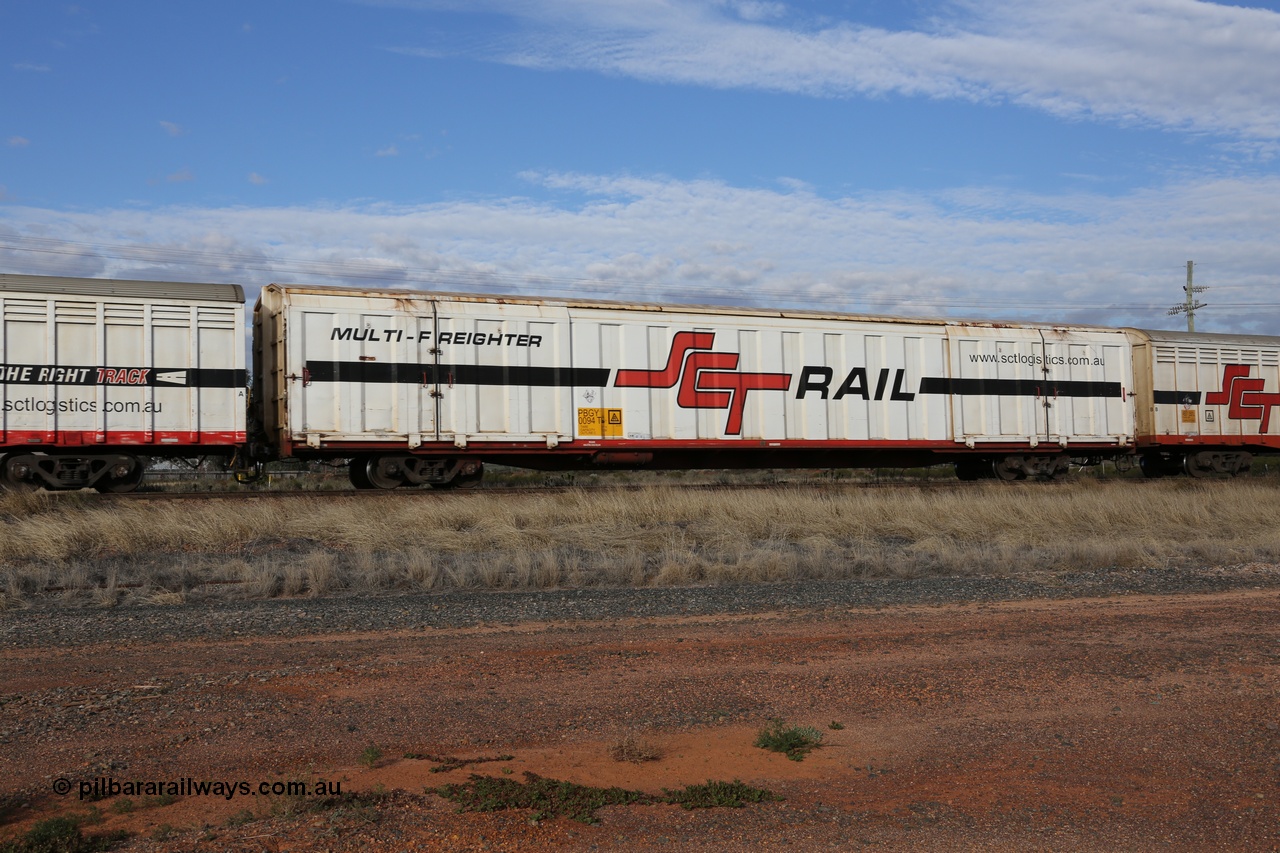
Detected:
[
  {"left": 435, "top": 773, "right": 780, "bottom": 824},
  {"left": 662, "top": 780, "right": 782, "bottom": 810},
  {"left": 267, "top": 788, "right": 386, "bottom": 822},
  {"left": 0, "top": 815, "right": 128, "bottom": 853},
  {"left": 359, "top": 745, "right": 383, "bottom": 769},
  {"left": 436, "top": 772, "right": 647, "bottom": 824},
  {"left": 404, "top": 752, "right": 515, "bottom": 773},
  {"left": 139, "top": 794, "right": 176, "bottom": 808},
  {"left": 224, "top": 808, "right": 255, "bottom": 827},
  {"left": 754, "top": 718, "right": 824, "bottom": 761},
  {"left": 828, "top": 721, "right": 845, "bottom": 730}
]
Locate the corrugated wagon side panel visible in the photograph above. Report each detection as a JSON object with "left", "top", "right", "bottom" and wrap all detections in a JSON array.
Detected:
[
  {"left": 282, "top": 292, "right": 435, "bottom": 444},
  {"left": 947, "top": 328, "right": 1042, "bottom": 441},
  {"left": 1039, "top": 330, "right": 1132, "bottom": 444},
  {"left": 579, "top": 309, "right": 790, "bottom": 442},
  {"left": 2, "top": 295, "right": 56, "bottom": 443},
  {"left": 1143, "top": 332, "right": 1280, "bottom": 445},
  {"left": 197, "top": 306, "right": 242, "bottom": 440},
  {"left": 579, "top": 309, "right": 953, "bottom": 445},
  {"left": 277, "top": 288, "right": 582, "bottom": 447},
  {"left": 786, "top": 325, "right": 949, "bottom": 443},
  {"left": 435, "top": 300, "right": 574, "bottom": 443},
  {"left": 2, "top": 283, "right": 245, "bottom": 450}
]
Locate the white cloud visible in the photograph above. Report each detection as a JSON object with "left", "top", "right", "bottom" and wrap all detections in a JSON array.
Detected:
[
  {"left": 12, "top": 62, "right": 50, "bottom": 72},
  {"left": 159, "top": 120, "right": 187, "bottom": 137},
  {"left": 166, "top": 169, "right": 194, "bottom": 183},
  {"left": 376, "top": 144, "right": 400, "bottom": 157},
  {"left": 8, "top": 136, "right": 30, "bottom": 147},
  {"left": 1, "top": 170, "right": 1277, "bottom": 332},
  {"left": 248, "top": 172, "right": 269, "bottom": 185},
  {"left": 390, "top": 0, "right": 1280, "bottom": 139}
]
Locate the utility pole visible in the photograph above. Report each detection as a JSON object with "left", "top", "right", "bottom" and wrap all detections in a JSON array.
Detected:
[{"left": 1167, "top": 260, "right": 1208, "bottom": 332}]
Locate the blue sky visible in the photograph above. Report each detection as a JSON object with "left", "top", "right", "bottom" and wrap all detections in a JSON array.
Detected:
[{"left": 3, "top": 0, "right": 1280, "bottom": 332}]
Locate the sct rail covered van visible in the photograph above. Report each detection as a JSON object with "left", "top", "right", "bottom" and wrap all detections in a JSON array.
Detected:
[
  {"left": 1131, "top": 329, "right": 1280, "bottom": 476},
  {"left": 253, "top": 284, "right": 1138, "bottom": 487},
  {"left": 0, "top": 274, "right": 247, "bottom": 491},
  {"left": 4, "top": 274, "right": 1279, "bottom": 491}
]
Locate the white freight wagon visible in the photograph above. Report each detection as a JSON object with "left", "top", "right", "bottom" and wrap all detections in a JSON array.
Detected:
[
  {"left": 0, "top": 274, "right": 247, "bottom": 491},
  {"left": 255, "top": 284, "right": 1134, "bottom": 487},
  {"left": 1129, "top": 328, "right": 1280, "bottom": 476}
]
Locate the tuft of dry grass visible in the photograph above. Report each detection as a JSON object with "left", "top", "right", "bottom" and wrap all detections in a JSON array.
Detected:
[
  {"left": 609, "top": 733, "right": 665, "bottom": 764},
  {"left": 2, "top": 479, "right": 1280, "bottom": 606}
]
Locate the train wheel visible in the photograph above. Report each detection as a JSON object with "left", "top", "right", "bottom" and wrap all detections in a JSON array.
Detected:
[
  {"left": 1183, "top": 453, "right": 1215, "bottom": 478},
  {"left": 0, "top": 456, "right": 37, "bottom": 492},
  {"left": 992, "top": 457, "right": 1025, "bottom": 481},
  {"left": 96, "top": 457, "right": 144, "bottom": 493},
  {"left": 348, "top": 456, "right": 374, "bottom": 489},
  {"left": 365, "top": 456, "right": 406, "bottom": 490}
]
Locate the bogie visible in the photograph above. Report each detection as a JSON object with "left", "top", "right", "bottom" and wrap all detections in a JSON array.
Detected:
[
  {"left": 346, "top": 455, "right": 484, "bottom": 490},
  {"left": 0, "top": 452, "right": 145, "bottom": 492}
]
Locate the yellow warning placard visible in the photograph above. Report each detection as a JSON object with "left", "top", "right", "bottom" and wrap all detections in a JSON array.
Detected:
[
  {"left": 1181, "top": 409, "right": 1197, "bottom": 424},
  {"left": 578, "top": 407, "right": 624, "bottom": 438}
]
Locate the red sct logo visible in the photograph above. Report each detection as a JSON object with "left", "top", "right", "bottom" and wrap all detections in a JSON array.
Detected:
[
  {"left": 1205, "top": 364, "right": 1280, "bottom": 432},
  {"left": 614, "top": 332, "right": 791, "bottom": 435}
]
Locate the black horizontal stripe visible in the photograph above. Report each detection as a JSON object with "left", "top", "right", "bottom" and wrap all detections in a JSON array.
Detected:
[
  {"left": 918, "top": 377, "right": 1123, "bottom": 398},
  {"left": 0, "top": 363, "right": 245, "bottom": 388},
  {"left": 183, "top": 369, "right": 246, "bottom": 388},
  {"left": 304, "top": 361, "right": 612, "bottom": 388},
  {"left": 1153, "top": 390, "right": 1203, "bottom": 405}
]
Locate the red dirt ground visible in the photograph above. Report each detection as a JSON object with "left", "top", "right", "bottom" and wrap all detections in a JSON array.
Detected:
[{"left": 2, "top": 589, "right": 1278, "bottom": 851}]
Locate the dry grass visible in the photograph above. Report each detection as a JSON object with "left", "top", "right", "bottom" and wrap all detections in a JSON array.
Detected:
[
  {"left": 609, "top": 733, "right": 665, "bottom": 763},
  {"left": 3, "top": 479, "right": 1280, "bottom": 606}
]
